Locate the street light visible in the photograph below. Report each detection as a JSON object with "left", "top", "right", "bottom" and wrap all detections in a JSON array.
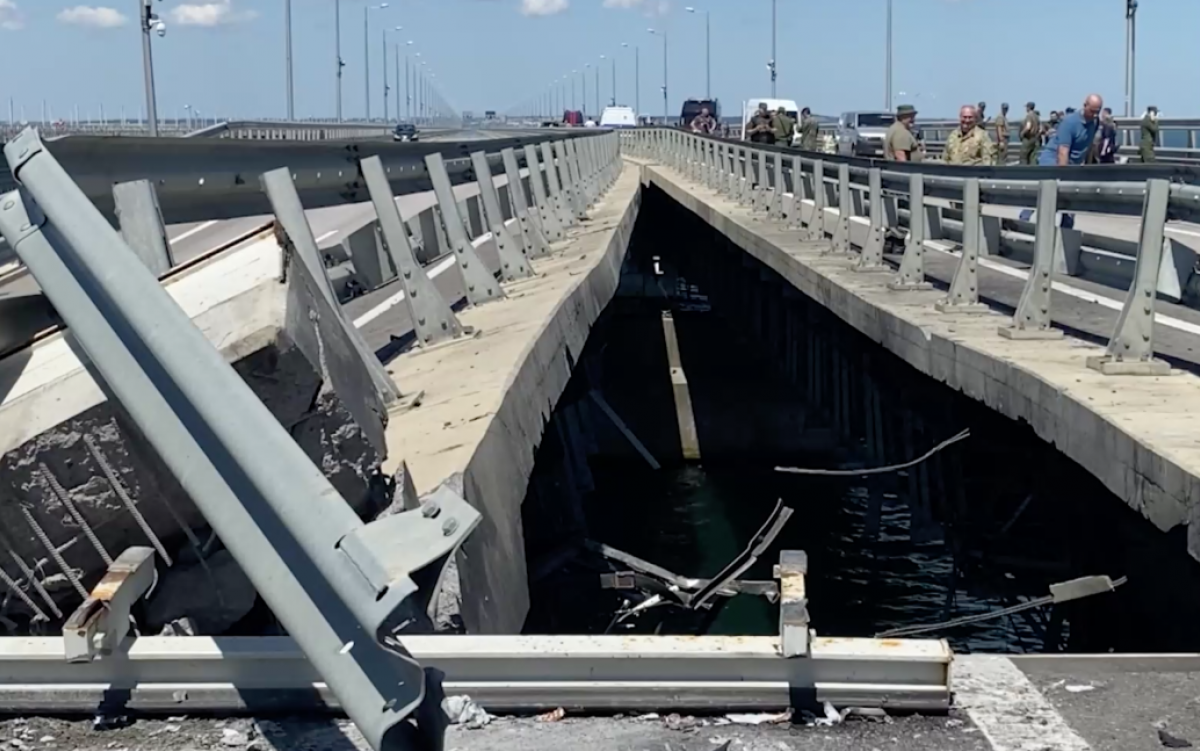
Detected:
[
  {"left": 770, "top": 0, "right": 777, "bottom": 97},
  {"left": 602, "top": 54, "right": 615, "bottom": 107},
  {"left": 571, "top": 70, "right": 578, "bottom": 111},
  {"left": 383, "top": 26, "right": 402, "bottom": 123},
  {"left": 364, "top": 3, "right": 389, "bottom": 120},
  {"left": 648, "top": 28, "right": 668, "bottom": 121},
  {"left": 285, "top": 0, "right": 294, "bottom": 119},
  {"left": 1125, "top": 0, "right": 1138, "bottom": 117},
  {"left": 583, "top": 64, "right": 590, "bottom": 119},
  {"left": 139, "top": 0, "right": 166, "bottom": 137},
  {"left": 335, "top": 0, "right": 345, "bottom": 121},
  {"left": 884, "top": 0, "right": 892, "bottom": 110},
  {"left": 622, "top": 42, "right": 639, "bottom": 118},
  {"left": 684, "top": 6, "right": 710, "bottom": 99}
]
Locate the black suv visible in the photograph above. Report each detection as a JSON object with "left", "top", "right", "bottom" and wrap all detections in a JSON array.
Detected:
[{"left": 392, "top": 123, "right": 419, "bottom": 142}]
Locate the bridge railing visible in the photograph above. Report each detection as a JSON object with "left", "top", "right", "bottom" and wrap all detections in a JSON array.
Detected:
[
  {"left": 722, "top": 117, "right": 1200, "bottom": 164},
  {"left": 624, "top": 127, "right": 1200, "bottom": 374}
]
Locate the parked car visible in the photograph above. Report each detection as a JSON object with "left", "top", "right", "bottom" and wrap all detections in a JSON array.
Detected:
[
  {"left": 836, "top": 111, "right": 896, "bottom": 157},
  {"left": 393, "top": 123, "right": 419, "bottom": 142}
]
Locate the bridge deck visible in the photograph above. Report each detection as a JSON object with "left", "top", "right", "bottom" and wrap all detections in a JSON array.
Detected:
[{"left": 639, "top": 160, "right": 1200, "bottom": 566}]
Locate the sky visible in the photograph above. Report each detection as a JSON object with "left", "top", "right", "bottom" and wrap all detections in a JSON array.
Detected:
[{"left": 0, "top": 0, "right": 1195, "bottom": 123}]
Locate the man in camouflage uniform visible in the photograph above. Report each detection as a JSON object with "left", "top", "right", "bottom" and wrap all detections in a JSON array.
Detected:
[
  {"left": 884, "top": 104, "right": 921, "bottom": 162},
  {"left": 1139, "top": 105, "right": 1159, "bottom": 163},
  {"left": 1019, "top": 102, "right": 1040, "bottom": 164},
  {"left": 945, "top": 105, "right": 995, "bottom": 166},
  {"left": 746, "top": 102, "right": 775, "bottom": 144},
  {"left": 993, "top": 102, "right": 1009, "bottom": 164},
  {"left": 798, "top": 107, "right": 820, "bottom": 151},
  {"left": 771, "top": 106, "right": 796, "bottom": 145}
]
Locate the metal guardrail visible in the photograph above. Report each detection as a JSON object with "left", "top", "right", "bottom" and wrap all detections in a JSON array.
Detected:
[
  {"left": 185, "top": 120, "right": 463, "bottom": 141},
  {"left": 723, "top": 117, "right": 1200, "bottom": 164},
  {"left": 625, "top": 128, "right": 1200, "bottom": 373},
  {"left": 8, "top": 128, "right": 592, "bottom": 226},
  {"left": 0, "top": 127, "right": 952, "bottom": 748}
]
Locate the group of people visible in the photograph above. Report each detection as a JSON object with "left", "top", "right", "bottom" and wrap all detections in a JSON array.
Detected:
[
  {"left": 884, "top": 96, "right": 1161, "bottom": 166},
  {"left": 689, "top": 102, "right": 822, "bottom": 150}
]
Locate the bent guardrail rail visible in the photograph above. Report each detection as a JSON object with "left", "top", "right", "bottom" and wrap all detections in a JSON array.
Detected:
[
  {"left": 0, "top": 126, "right": 486, "bottom": 749},
  {"left": 24, "top": 128, "right": 593, "bottom": 225},
  {"left": 624, "top": 127, "right": 1200, "bottom": 374}
]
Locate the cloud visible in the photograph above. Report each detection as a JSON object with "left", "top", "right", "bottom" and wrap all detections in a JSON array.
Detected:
[
  {"left": 0, "top": 0, "right": 23, "bottom": 30},
  {"left": 57, "top": 5, "right": 128, "bottom": 27},
  {"left": 602, "top": 0, "right": 669, "bottom": 15},
  {"left": 520, "top": 0, "right": 567, "bottom": 16},
  {"left": 169, "top": 0, "right": 257, "bottom": 27}
]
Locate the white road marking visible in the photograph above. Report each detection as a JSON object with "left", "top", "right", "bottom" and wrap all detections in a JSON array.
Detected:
[
  {"left": 314, "top": 230, "right": 338, "bottom": 244},
  {"left": 954, "top": 655, "right": 1091, "bottom": 751},
  {"left": 169, "top": 220, "right": 218, "bottom": 245},
  {"left": 352, "top": 255, "right": 457, "bottom": 329},
  {"left": 926, "top": 245, "right": 1200, "bottom": 338}
]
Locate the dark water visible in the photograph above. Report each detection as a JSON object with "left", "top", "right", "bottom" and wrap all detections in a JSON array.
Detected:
[{"left": 581, "top": 458, "right": 1050, "bottom": 653}]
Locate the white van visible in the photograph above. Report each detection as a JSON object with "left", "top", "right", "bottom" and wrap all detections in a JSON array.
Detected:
[
  {"left": 599, "top": 106, "right": 637, "bottom": 129},
  {"left": 741, "top": 98, "right": 800, "bottom": 144}
]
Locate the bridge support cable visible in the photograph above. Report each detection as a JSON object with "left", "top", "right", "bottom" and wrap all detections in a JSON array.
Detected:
[{"left": 0, "top": 127, "right": 480, "bottom": 751}]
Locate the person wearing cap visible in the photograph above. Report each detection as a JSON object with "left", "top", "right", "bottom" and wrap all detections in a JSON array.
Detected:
[
  {"left": 993, "top": 102, "right": 1010, "bottom": 164},
  {"left": 975, "top": 101, "right": 987, "bottom": 131},
  {"left": 1139, "top": 106, "right": 1159, "bottom": 163},
  {"left": 1019, "top": 102, "right": 1040, "bottom": 164},
  {"left": 884, "top": 104, "right": 921, "bottom": 162},
  {"left": 771, "top": 105, "right": 796, "bottom": 145}
]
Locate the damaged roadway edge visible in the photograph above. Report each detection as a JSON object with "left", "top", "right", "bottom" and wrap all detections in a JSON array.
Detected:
[{"left": 382, "top": 163, "right": 644, "bottom": 634}]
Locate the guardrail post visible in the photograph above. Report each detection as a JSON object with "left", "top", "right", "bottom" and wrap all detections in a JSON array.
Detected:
[
  {"left": 754, "top": 150, "right": 771, "bottom": 212},
  {"left": 360, "top": 156, "right": 465, "bottom": 346},
  {"left": 807, "top": 160, "right": 826, "bottom": 241},
  {"left": 854, "top": 167, "right": 888, "bottom": 272},
  {"left": 1086, "top": 178, "right": 1174, "bottom": 375},
  {"left": 889, "top": 172, "right": 934, "bottom": 291},
  {"left": 0, "top": 129, "right": 480, "bottom": 751},
  {"left": 502, "top": 147, "right": 551, "bottom": 258},
  {"left": 785, "top": 156, "right": 802, "bottom": 227},
  {"left": 261, "top": 168, "right": 403, "bottom": 406},
  {"left": 769, "top": 153, "right": 784, "bottom": 219},
  {"left": 566, "top": 139, "right": 593, "bottom": 205},
  {"left": 774, "top": 551, "right": 809, "bottom": 658},
  {"left": 112, "top": 179, "right": 174, "bottom": 277},
  {"left": 540, "top": 141, "right": 576, "bottom": 229},
  {"left": 935, "top": 178, "right": 989, "bottom": 314},
  {"left": 725, "top": 144, "right": 738, "bottom": 196},
  {"left": 523, "top": 144, "right": 566, "bottom": 242},
  {"left": 830, "top": 163, "right": 853, "bottom": 254},
  {"left": 1053, "top": 222, "right": 1084, "bottom": 277},
  {"left": 981, "top": 214, "right": 1001, "bottom": 257},
  {"left": 738, "top": 145, "right": 752, "bottom": 205},
  {"left": 998, "top": 180, "right": 1064, "bottom": 340},
  {"left": 425, "top": 152, "right": 506, "bottom": 305},
  {"left": 471, "top": 151, "right": 533, "bottom": 282}
]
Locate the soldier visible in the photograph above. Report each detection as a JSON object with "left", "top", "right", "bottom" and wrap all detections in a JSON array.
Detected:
[
  {"left": 1096, "top": 107, "right": 1118, "bottom": 163},
  {"left": 994, "top": 102, "right": 1009, "bottom": 164},
  {"left": 771, "top": 106, "right": 796, "bottom": 146},
  {"left": 945, "top": 105, "right": 995, "bottom": 166},
  {"left": 883, "top": 104, "right": 921, "bottom": 162},
  {"left": 690, "top": 106, "right": 716, "bottom": 134},
  {"left": 1018, "top": 102, "right": 1040, "bottom": 164},
  {"left": 798, "top": 107, "right": 820, "bottom": 151},
  {"left": 1139, "top": 105, "right": 1159, "bottom": 163},
  {"left": 746, "top": 102, "right": 775, "bottom": 145},
  {"left": 975, "top": 101, "right": 987, "bottom": 130}
]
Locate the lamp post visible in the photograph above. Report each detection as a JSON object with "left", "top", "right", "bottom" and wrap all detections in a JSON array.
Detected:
[
  {"left": 139, "top": 0, "right": 165, "bottom": 137},
  {"left": 770, "top": 0, "right": 777, "bottom": 97},
  {"left": 595, "top": 57, "right": 602, "bottom": 114},
  {"left": 583, "top": 64, "right": 590, "bottom": 118},
  {"left": 364, "top": 3, "right": 389, "bottom": 120},
  {"left": 1124, "top": 0, "right": 1138, "bottom": 117},
  {"left": 606, "top": 53, "right": 616, "bottom": 106},
  {"left": 335, "top": 0, "right": 345, "bottom": 121},
  {"left": 383, "top": 26, "right": 402, "bottom": 123},
  {"left": 884, "top": 0, "right": 893, "bottom": 111},
  {"left": 648, "top": 28, "right": 667, "bottom": 121},
  {"left": 684, "top": 6, "right": 710, "bottom": 99},
  {"left": 284, "top": 0, "right": 294, "bottom": 119},
  {"left": 622, "top": 42, "right": 639, "bottom": 118},
  {"left": 571, "top": 70, "right": 578, "bottom": 111}
]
